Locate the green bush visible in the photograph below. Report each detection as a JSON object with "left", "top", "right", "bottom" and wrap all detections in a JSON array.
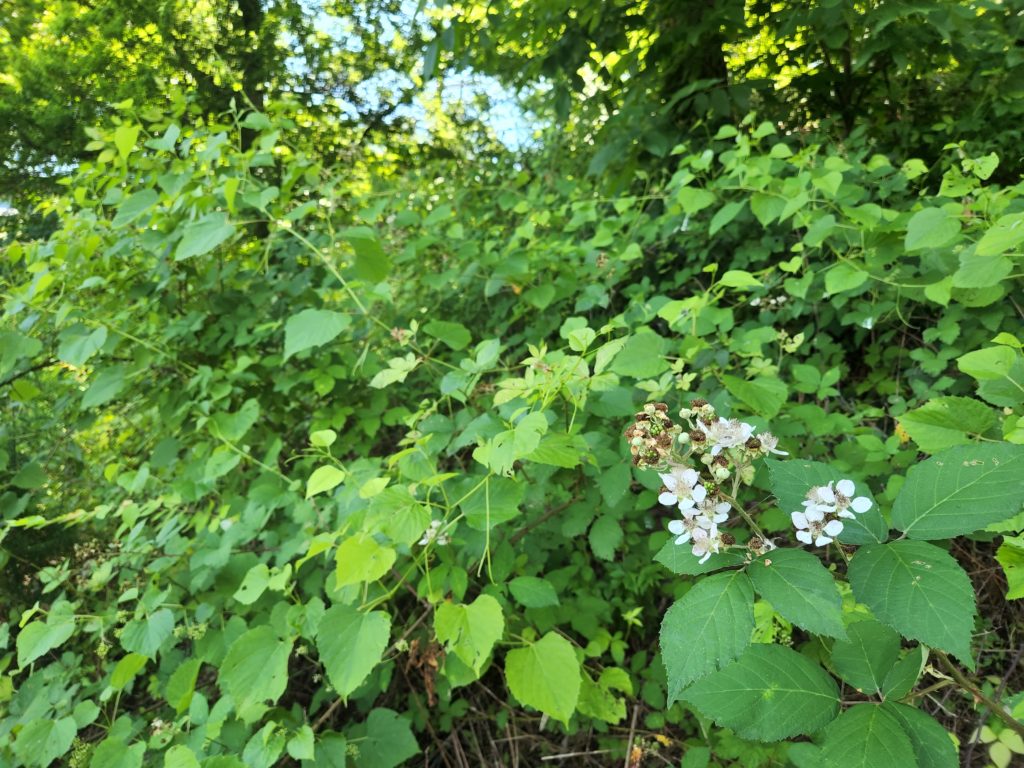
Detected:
[{"left": 1, "top": 103, "right": 1023, "bottom": 767}]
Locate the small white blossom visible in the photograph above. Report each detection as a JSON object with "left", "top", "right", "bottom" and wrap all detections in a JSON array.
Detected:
[
  {"left": 695, "top": 497, "right": 731, "bottom": 527},
  {"left": 658, "top": 466, "right": 706, "bottom": 510},
  {"left": 792, "top": 511, "right": 844, "bottom": 546},
  {"left": 757, "top": 432, "right": 788, "bottom": 456},
  {"left": 667, "top": 516, "right": 703, "bottom": 545},
  {"left": 690, "top": 527, "right": 722, "bottom": 564},
  {"left": 833, "top": 479, "right": 873, "bottom": 519},
  {"left": 418, "top": 520, "right": 450, "bottom": 546},
  {"left": 699, "top": 418, "right": 755, "bottom": 456}
]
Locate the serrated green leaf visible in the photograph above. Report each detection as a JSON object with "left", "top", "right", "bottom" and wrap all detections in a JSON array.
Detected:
[
  {"left": 882, "top": 646, "right": 927, "bottom": 700},
  {"left": 848, "top": 540, "right": 976, "bottom": 664},
  {"left": 120, "top": 609, "right": 174, "bottom": 657},
  {"left": 891, "top": 444, "right": 1024, "bottom": 538},
  {"left": 883, "top": 703, "right": 958, "bottom": 768},
  {"left": 164, "top": 658, "right": 201, "bottom": 714},
  {"left": 680, "top": 644, "right": 840, "bottom": 741},
  {"left": 17, "top": 619, "right": 75, "bottom": 668},
  {"left": 233, "top": 563, "right": 270, "bottom": 605},
  {"left": 653, "top": 540, "right": 745, "bottom": 575},
  {"left": 317, "top": 604, "right": 391, "bottom": 699},
  {"left": 349, "top": 708, "right": 419, "bottom": 768},
  {"left": 110, "top": 653, "right": 148, "bottom": 690},
  {"left": 112, "top": 189, "right": 158, "bottom": 227},
  {"left": 898, "top": 397, "right": 997, "bottom": 452},
  {"left": 505, "top": 632, "right": 581, "bottom": 725},
  {"left": 748, "top": 549, "right": 845, "bottom": 639},
  {"left": 820, "top": 704, "right": 916, "bottom": 768},
  {"left": 342, "top": 226, "right": 391, "bottom": 282},
  {"left": 722, "top": 375, "right": 787, "bottom": 418},
  {"left": 996, "top": 534, "right": 1024, "bottom": 600},
  {"left": 661, "top": 571, "right": 754, "bottom": 703},
  {"left": 829, "top": 619, "right": 900, "bottom": 695}
]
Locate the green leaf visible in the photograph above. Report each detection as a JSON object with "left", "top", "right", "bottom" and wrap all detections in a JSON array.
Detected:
[
  {"left": 505, "top": 632, "right": 581, "bottom": 725},
  {"left": 120, "top": 609, "right": 174, "bottom": 657},
  {"left": 284, "top": 308, "right": 352, "bottom": 360},
  {"left": 82, "top": 366, "right": 127, "bottom": 408},
  {"left": 824, "top": 263, "right": 868, "bottom": 295},
  {"left": 317, "top": 604, "right": 391, "bottom": 699},
  {"left": 588, "top": 514, "right": 623, "bottom": 561},
  {"left": 112, "top": 189, "right": 158, "bottom": 227},
  {"left": 113, "top": 123, "right": 140, "bottom": 160},
  {"left": 996, "top": 534, "right": 1024, "bottom": 600},
  {"left": 422, "top": 320, "right": 472, "bottom": 351},
  {"left": 342, "top": 226, "right": 391, "bottom": 282},
  {"left": 829, "top": 619, "right": 900, "bottom": 695},
  {"left": 210, "top": 398, "right": 260, "bottom": 442},
  {"left": 975, "top": 213, "right": 1024, "bottom": 256},
  {"left": 891, "top": 444, "right": 1024, "bottom": 538},
  {"left": 0, "top": 330, "right": 42, "bottom": 375},
  {"left": 435, "top": 594, "right": 504, "bottom": 673},
  {"left": 882, "top": 646, "right": 927, "bottom": 700},
  {"left": 164, "top": 746, "right": 201, "bottom": 768},
  {"left": 847, "top": 540, "right": 976, "bottom": 664},
  {"left": 287, "top": 725, "right": 315, "bottom": 761},
  {"left": 748, "top": 549, "right": 846, "bottom": 639},
  {"left": 12, "top": 461, "right": 47, "bottom": 490},
  {"left": 526, "top": 432, "right": 587, "bottom": 468},
  {"left": 608, "top": 330, "right": 670, "bottom": 379},
  {"left": 89, "top": 738, "right": 145, "bottom": 768},
  {"left": 709, "top": 201, "right": 745, "bottom": 235},
  {"left": 883, "top": 703, "right": 958, "bottom": 768},
  {"left": 957, "top": 346, "right": 1016, "bottom": 380},
  {"left": 310, "top": 429, "right": 337, "bottom": 448},
  {"left": 819, "top": 704, "right": 915, "bottom": 768},
  {"left": 661, "top": 571, "right": 755, "bottom": 703},
  {"left": 953, "top": 252, "right": 1013, "bottom": 288},
  {"left": 750, "top": 192, "right": 785, "bottom": 226},
  {"left": 219, "top": 626, "right": 292, "bottom": 722},
  {"left": 718, "top": 269, "right": 762, "bottom": 289},
  {"left": 12, "top": 717, "right": 77, "bottom": 768},
  {"left": 233, "top": 563, "right": 270, "bottom": 605},
  {"left": 898, "top": 397, "right": 997, "bottom": 452},
  {"left": 17, "top": 618, "right": 75, "bottom": 668},
  {"left": 654, "top": 541, "right": 745, "bottom": 575},
  {"left": 58, "top": 325, "right": 108, "bottom": 367},
  {"left": 164, "top": 658, "right": 201, "bottom": 714},
  {"left": 676, "top": 186, "right": 716, "bottom": 215},
  {"left": 175, "top": 213, "right": 236, "bottom": 260},
  {"left": 306, "top": 465, "right": 346, "bottom": 499},
  {"left": 459, "top": 476, "right": 523, "bottom": 530},
  {"left": 905, "top": 207, "right": 961, "bottom": 251},
  {"left": 765, "top": 459, "right": 887, "bottom": 545},
  {"left": 722, "top": 375, "right": 788, "bottom": 417},
  {"left": 576, "top": 669, "right": 630, "bottom": 724},
  {"left": 335, "top": 533, "right": 396, "bottom": 586},
  {"left": 680, "top": 644, "right": 840, "bottom": 742},
  {"left": 349, "top": 708, "right": 419, "bottom": 768},
  {"left": 508, "top": 576, "right": 560, "bottom": 608},
  {"left": 110, "top": 653, "right": 148, "bottom": 690}
]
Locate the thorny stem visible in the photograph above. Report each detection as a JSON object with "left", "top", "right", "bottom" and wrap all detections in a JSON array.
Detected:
[
  {"left": 719, "top": 473, "right": 767, "bottom": 543},
  {"left": 935, "top": 651, "right": 1024, "bottom": 739}
]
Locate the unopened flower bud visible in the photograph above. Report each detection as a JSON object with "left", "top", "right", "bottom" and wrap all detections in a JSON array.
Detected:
[
  {"left": 678, "top": 432, "right": 691, "bottom": 445},
  {"left": 712, "top": 465, "right": 730, "bottom": 482}
]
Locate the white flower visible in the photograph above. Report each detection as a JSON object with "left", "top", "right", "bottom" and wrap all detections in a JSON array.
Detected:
[
  {"left": 419, "top": 520, "right": 450, "bottom": 546},
  {"left": 699, "top": 418, "right": 755, "bottom": 456},
  {"left": 757, "top": 432, "right": 788, "bottom": 456},
  {"left": 658, "top": 466, "right": 706, "bottom": 510},
  {"left": 690, "top": 527, "right": 722, "bottom": 564},
  {"left": 668, "top": 516, "right": 703, "bottom": 545},
  {"left": 791, "top": 511, "right": 843, "bottom": 546},
  {"left": 695, "top": 497, "right": 731, "bottom": 527},
  {"left": 833, "top": 478, "right": 872, "bottom": 519}
]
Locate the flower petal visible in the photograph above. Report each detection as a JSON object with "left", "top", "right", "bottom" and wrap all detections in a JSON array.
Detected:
[
  {"left": 818, "top": 484, "right": 836, "bottom": 504},
  {"left": 692, "top": 484, "right": 708, "bottom": 503},
  {"left": 804, "top": 506, "right": 826, "bottom": 523},
  {"left": 658, "top": 492, "right": 678, "bottom": 506},
  {"left": 667, "top": 519, "right": 685, "bottom": 535},
  {"left": 851, "top": 496, "right": 872, "bottom": 514},
  {"left": 824, "top": 519, "right": 844, "bottom": 537},
  {"left": 796, "top": 530, "right": 813, "bottom": 544},
  {"left": 791, "top": 511, "right": 808, "bottom": 529},
  {"left": 837, "top": 478, "right": 855, "bottom": 497},
  {"left": 698, "top": 550, "right": 712, "bottom": 564},
  {"left": 814, "top": 535, "right": 834, "bottom": 546},
  {"left": 675, "top": 532, "right": 692, "bottom": 545}
]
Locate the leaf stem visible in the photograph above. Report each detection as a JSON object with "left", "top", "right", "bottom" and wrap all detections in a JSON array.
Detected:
[{"left": 935, "top": 651, "right": 1024, "bottom": 739}]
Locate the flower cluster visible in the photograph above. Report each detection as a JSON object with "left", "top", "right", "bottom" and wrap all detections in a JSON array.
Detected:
[
  {"left": 419, "top": 519, "right": 451, "bottom": 547},
  {"left": 624, "top": 402, "right": 681, "bottom": 470},
  {"left": 791, "top": 479, "right": 872, "bottom": 546}
]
